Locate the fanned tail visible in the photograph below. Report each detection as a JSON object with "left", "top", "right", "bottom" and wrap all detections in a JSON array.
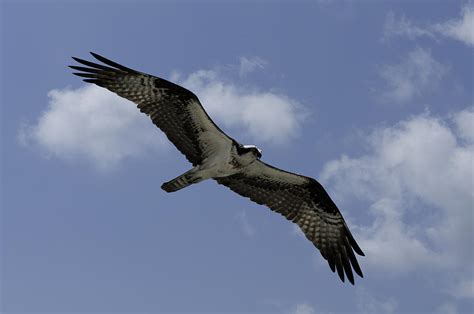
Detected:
[{"left": 161, "top": 169, "right": 203, "bottom": 193}]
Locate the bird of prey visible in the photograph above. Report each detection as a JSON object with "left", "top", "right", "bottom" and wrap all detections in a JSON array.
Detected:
[{"left": 70, "top": 52, "right": 365, "bottom": 284}]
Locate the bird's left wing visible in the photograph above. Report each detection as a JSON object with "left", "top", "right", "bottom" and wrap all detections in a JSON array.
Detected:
[
  {"left": 70, "top": 52, "right": 233, "bottom": 166},
  {"left": 215, "top": 160, "right": 364, "bottom": 284}
]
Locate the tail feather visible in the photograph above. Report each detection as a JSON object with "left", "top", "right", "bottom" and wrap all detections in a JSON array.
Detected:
[{"left": 161, "top": 172, "right": 202, "bottom": 193}]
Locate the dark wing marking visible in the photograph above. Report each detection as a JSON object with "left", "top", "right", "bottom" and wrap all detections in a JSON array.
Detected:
[
  {"left": 215, "top": 160, "right": 364, "bottom": 284},
  {"left": 70, "top": 52, "right": 233, "bottom": 166}
]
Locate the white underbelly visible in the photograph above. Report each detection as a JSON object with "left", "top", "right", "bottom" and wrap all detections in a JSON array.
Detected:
[
  {"left": 199, "top": 154, "right": 237, "bottom": 178},
  {"left": 195, "top": 140, "right": 256, "bottom": 179}
]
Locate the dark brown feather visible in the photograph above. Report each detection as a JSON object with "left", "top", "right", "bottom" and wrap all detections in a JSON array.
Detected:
[
  {"left": 70, "top": 52, "right": 364, "bottom": 285},
  {"left": 70, "top": 52, "right": 233, "bottom": 166},
  {"left": 215, "top": 160, "right": 364, "bottom": 284}
]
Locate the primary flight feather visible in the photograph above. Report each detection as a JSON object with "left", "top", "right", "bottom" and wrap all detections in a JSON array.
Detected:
[{"left": 70, "top": 52, "right": 365, "bottom": 284}]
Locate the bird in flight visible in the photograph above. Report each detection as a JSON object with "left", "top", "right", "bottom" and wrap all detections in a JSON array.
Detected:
[{"left": 70, "top": 52, "right": 364, "bottom": 284}]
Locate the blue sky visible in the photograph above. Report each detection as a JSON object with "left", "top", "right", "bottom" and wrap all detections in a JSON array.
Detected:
[{"left": 1, "top": 1, "right": 473, "bottom": 313}]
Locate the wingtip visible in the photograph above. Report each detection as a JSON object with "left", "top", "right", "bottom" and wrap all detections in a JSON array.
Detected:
[
  {"left": 338, "top": 273, "right": 345, "bottom": 283},
  {"left": 348, "top": 277, "right": 355, "bottom": 285},
  {"left": 90, "top": 51, "right": 100, "bottom": 59},
  {"left": 348, "top": 233, "right": 365, "bottom": 256},
  {"left": 71, "top": 56, "right": 91, "bottom": 66},
  {"left": 353, "top": 262, "right": 364, "bottom": 278},
  {"left": 68, "top": 65, "right": 84, "bottom": 71}
]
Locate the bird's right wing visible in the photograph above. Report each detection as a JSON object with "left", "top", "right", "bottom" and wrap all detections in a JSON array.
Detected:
[
  {"left": 70, "top": 52, "right": 233, "bottom": 166},
  {"left": 215, "top": 160, "right": 364, "bottom": 284}
]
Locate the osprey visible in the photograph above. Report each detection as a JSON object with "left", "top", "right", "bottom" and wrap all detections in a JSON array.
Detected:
[{"left": 70, "top": 52, "right": 365, "bottom": 284}]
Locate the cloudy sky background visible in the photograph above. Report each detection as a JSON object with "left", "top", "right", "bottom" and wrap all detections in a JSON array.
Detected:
[{"left": 1, "top": 1, "right": 473, "bottom": 313}]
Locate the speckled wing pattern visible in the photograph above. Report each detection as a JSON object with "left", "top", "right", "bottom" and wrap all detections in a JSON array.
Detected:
[
  {"left": 70, "top": 52, "right": 232, "bottom": 166},
  {"left": 70, "top": 52, "right": 364, "bottom": 285},
  {"left": 216, "top": 160, "right": 364, "bottom": 284}
]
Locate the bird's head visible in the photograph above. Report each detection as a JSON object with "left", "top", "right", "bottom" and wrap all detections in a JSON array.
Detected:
[{"left": 240, "top": 144, "right": 263, "bottom": 159}]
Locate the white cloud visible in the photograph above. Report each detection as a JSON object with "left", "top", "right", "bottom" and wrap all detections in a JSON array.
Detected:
[
  {"left": 378, "top": 47, "right": 448, "bottom": 103},
  {"left": 21, "top": 60, "right": 305, "bottom": 169},
  {"left": 19, "top": 85, "right": 167, "bottom": 171},
  {"left": 453, "top": 107, "right": 474, "bottom": 143},
  {"left": 384, "top": 4, "right": 474, "bottom": 47},
  {"left": 356, "top": 289, "right": 398, "bottom": 314},
  {"left": 178, "top": 69, "right": 305, "bottom": 144},
  {"left": 434, "top": 4, "right": 474, "bottom": 46},
  {"left": 353, "top": 198, "right": 440, "bottom": 273},
  {"left": 320, "top": 109, "right": 474, "bottom": 279}
]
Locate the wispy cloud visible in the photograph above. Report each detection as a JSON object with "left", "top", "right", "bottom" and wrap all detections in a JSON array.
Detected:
[
  {"left": 320, "top": 108, "right": 474, "bottom": 283},
  {"left": 288, "top": 302, "right": 334, "bottom": 314},
  {"left": 238, "top": 56, "right": 267, "bottom": 77},
  {"left": 377, "top": 47, "right": 448, "bottom": 103},
  {"left": 235, "top": 209, "right": 256, "bottom": 237},
  {"left": 356, "top": 289, "right": 398, "bottom": 314},
  {"left": 436, "top": 302, "right": 458, "bottom": 314},
  {"left": 384, "top": 11, "right": 435, "bottom": 40},
  {"left": 447, "top": 279, "right": 474, "bottom": 299},
  {"left": 21, "top": 59, "right": 306, "bottom": 170},
  {"left": 384, "top": 3, "right": 474, "bottom": 47},
  {"left": 291, "top": 303, "right": 316, "bottom": 314}
]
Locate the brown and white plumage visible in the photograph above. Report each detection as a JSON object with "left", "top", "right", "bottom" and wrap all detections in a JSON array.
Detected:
[
  {"left": 71, "top": 52, "right": 232, "bottom": 167},
  {"left": 70, "top": 52, "right": 364, "bottom": 284},
  {"left": 216, "top": 161, "right": 364, "bottom": 284}
]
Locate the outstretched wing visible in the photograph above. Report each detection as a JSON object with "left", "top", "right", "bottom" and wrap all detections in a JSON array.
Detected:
[
  {"left": 215, "top": 160, "right": 364, "bottom": 284},
  {"left": 70, "top": 52, "right": 233, "bottom": 166}
]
